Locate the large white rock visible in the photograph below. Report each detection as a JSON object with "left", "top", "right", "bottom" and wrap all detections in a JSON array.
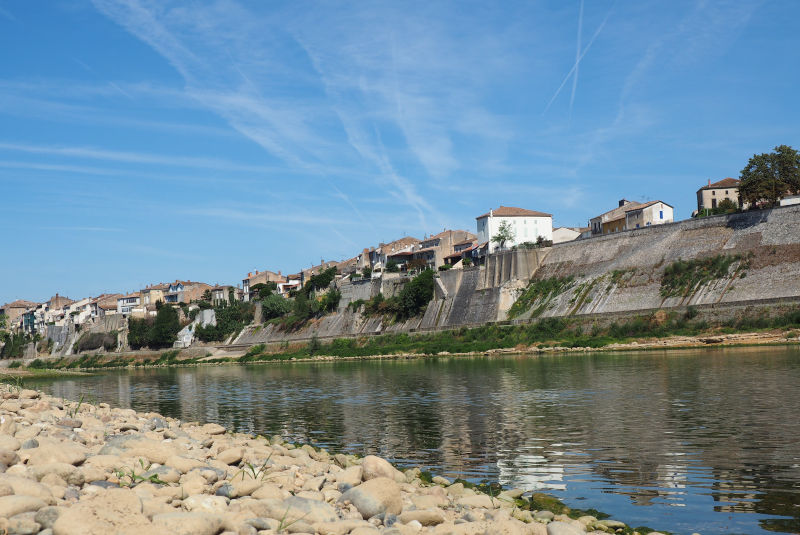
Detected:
[{"left": 339, "top": 477, "right": 403, "bottom": 519}]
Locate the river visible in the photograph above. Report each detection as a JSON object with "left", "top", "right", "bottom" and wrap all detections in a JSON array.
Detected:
[{"left": 30, "top": 345, "right": 800, "bottom": 534}]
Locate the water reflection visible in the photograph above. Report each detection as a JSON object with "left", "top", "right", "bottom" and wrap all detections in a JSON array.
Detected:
[{"left": 34, "top": 346, "right": 800, "bottom": 535}]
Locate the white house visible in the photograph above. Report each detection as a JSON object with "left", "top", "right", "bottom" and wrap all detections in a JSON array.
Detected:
[
  {"left": 476, "top": 206, "right": 553, "bottom": 254},
  {"left": 117, "top": 293, "right": 141, "bottom": 316}
]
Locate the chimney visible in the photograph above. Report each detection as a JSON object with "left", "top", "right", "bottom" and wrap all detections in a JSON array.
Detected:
[
  {"left": 618, "top": 199, "right": 626, "bottom": 207},
  {"left": 708, "top": 179, "right": 711, "bottom": 187},
  {"left": 490, "top": 209, "right": 493, "bottom": 217},
  {"left": 255, "top": 270, "right": 259, "bottom": 275},
  {"left": 278, "top": 270, "right": 281, "bottom": 276},
  {"left": 247, "top": 272, "right": 252, "bottom": 278}
]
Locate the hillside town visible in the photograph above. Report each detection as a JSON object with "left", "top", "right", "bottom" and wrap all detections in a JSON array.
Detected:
[{"left": 2, "top": 177, "right": 798, "bottom": 341}]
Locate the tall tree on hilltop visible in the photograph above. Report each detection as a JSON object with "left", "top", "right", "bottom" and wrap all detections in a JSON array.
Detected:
[{"left": 739, "top": 145, "right": 800, "bottom": 207}]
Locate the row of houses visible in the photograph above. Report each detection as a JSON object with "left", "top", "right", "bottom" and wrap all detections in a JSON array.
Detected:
[{"left": 7, "top": 177, "right": 795, "bottom": 336}]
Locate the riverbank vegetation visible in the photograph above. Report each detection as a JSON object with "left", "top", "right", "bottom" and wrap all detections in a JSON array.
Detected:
[
  {"left": 0, "top": 331, "right": 35, "bottom": 359},
  {"left": 194, "top": 300, "right": 254, "bottom": 342},
  {"left": 17, "top": 304, "right": 800, "bottom": 371}
]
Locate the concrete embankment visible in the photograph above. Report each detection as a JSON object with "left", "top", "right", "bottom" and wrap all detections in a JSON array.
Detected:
[{"left": 0, "top": 385, "right": 663, "bottom": 535}]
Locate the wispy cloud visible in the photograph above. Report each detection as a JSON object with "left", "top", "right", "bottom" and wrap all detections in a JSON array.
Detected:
[
  {"left": 40, "top": 226, "right": 124, "bottom": 233},
  {"left": 88, "top": 1, "right": 524, "bottom": 229},
  {"left": 0, "top": 141, "right": 273, "bottom": 173},
  {"left": 179, "top": 206, "right": 346, "bottom": 228},
  {"left": 0, "top": 5, "right": 18, "bottom": 22}
]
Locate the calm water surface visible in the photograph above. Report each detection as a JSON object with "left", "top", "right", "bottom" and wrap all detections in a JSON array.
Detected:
[{"left": 31, "top": 346, "right": 800, "bottom": 535}]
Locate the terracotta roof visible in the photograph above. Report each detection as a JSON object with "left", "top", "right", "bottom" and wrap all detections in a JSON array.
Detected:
[
  {"left": 1, "top": 300, "right": 39, "bottom": 309},
  {"left": 445, "top": 250, "right": 470, "bottom": 259},
  {"left": 592, "top": 201, "right": 643, "bottom": 222},
  {"left": 700, "top": 177, "right": 740, "bottom": 190},
  {"left": 625, "top": 200, "right": 673, "bottom": 212},
  {"left": 379, "top": 236, "right": 420, "bottom": 252},
  {"left": 476, "top": 206, "right": 552, "bottom": 219},
  {"left": 97, "top": 295, "right": 121, "bottom": 310},
  {"left": 118, "top": 292, "right": 140, "bottom": 299}
]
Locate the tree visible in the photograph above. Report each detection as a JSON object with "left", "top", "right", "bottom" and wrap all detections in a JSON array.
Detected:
[
  {"left": 407, "top": 258, "right": 427, "bottom": 272},
  {"left": 397, "top": 269, "right": 435, "bottom": 319},
  {"left": 492, "top": 220, "right": 515, "bottom": 250},
  {"left": 0, "top": 314, "right": 6, "bottom": 330},
  {"left": 262, "top": 294, "right": 291, "bottom": 321},
  {"left": 361, "top": 267, "right": 372, "bottom": 279},
  {"left": 304, "top": 267, "right": 337, "bottom": 295},
  {"left": 716, "top": 198, "right": 738, "bottom": 212},
  {"left": 739, "top": 145, "right": 800, "bottom": 207},
  {"left": 385, "top": 260, "right": 400, "bottom": 273},
  {"left": 149, "top": 305, "right": 181, "bottom": 348},
  {"left": 201, "top": 289, "right": 212, "bottom": 301},
  {"left": 252, "top": 282, "right": 277, "bottom": 300},
  {"left": 127, "top": 318, "right": 152, "bottom": 349}
]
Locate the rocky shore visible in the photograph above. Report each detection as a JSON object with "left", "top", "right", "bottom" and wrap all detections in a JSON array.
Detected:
[{"left": 0, "top": 385, "right": 667, "bottom": 535}]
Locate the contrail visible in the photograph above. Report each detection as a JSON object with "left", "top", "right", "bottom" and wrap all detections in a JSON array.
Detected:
[
  {"left": 543, "top": 3, "right": 613, "bottom": 115},
  {"left": 568, "top": 0, "right": 584, "bottom": 120}
]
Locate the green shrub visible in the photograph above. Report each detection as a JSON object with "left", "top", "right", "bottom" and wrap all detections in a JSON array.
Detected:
[
  {"left": 508, "top": 276, "right": 574, "bottom": 319},
  {"left": 195, "top": 301, "right": 255, "bottom": 342},
  {"left": 262, "top": 294, "right": 291, "bottom": 321},
  {"left": 243, "top": 344, "right": 265, "bottom": 358},
  {"left": 660, "top": 255, "right": 740, "bottom": 298}
]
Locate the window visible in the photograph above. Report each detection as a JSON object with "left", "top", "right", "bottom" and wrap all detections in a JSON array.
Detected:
[
  {"left": 712, "top": 191, "right": 716, "bottom": 196},
  {"left": 659, "top": 210, "right": 663, "bottom": 219}
]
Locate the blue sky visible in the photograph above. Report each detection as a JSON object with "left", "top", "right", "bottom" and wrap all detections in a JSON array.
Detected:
[{"left": 1, "top": 0, "right": 798, "bottom": 304}]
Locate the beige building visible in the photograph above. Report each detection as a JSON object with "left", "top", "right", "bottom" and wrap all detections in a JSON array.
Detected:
[
  {"left": 696, "top": 178, "right": 740, "bottom": 213},
  {"left": 210, "top": 285, "right": 235, "bottom": 304},
  {"left": 242, "top": 270, "right": 285, "bottom": 301},
  {"left": 624, "top": 201, "right": 674, "bottom": 229},
  {"left": 589, "top": 200, "right": 642, "bottom": 235},
  {"left": 414, "top": 229, "right": 476, "bottom": 268},
  {"left": 90, "top": 294, "right": 122, "bottom": 318},
  {"left": 163, "top": 281, "right": 212, "bottom": 304},
  {"left": 365, "top": 237, "right": 420, "bottom": 272},
  {"left": 0, "top": 300, "right": 38, "bottom": 329},
  {"left": 140, "top": 283, "right": 169, "bottom": 307}
]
